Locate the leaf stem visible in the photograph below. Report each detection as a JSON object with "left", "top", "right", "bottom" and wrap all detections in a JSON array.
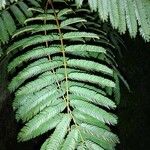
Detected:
[
  {"left": 48, "top": 0, "right": 70, "bottom": 113},
  {"left": 48, "top": 0, "right": 85, "bottom": 144}
]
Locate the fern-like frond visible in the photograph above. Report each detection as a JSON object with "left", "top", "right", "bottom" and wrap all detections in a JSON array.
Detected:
[
  {"left": 0, "top": 0, "right": 41, "bottom": 44},
  {"left": 7, "top": 32, "right": 99, "bottom": 54},
  {"left": 0, "top": 0, "right": 41, "bottom": 10},
  {"left": 73, "top": 0, "right": 150, "bottom": 41},
  {"left": 7, "top": 2, "right": 121, "bottom": 149}
]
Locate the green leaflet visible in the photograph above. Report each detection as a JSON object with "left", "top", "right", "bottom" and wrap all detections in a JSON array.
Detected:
[
  {"left": 134, "top": 0, "right": 150, "bottom": 41},
  {"left": 70, "top": 99, "right": 118, "bottom": 125},
  {"left": 1, "top": 10, "right": 16, "bottom": 36},
  {"left": 26, "top": 0, "right": 40, "bottom": 7},
  {"left": 68, "top": 72, "right": 115, "bottom": 87},
  {"left": 0, "top": 17, "right": 9, "bottom": 44},
  {"left": 113, "top": 72, "right": 120, "bottom": 105},
  {"left": 57, "top": 8, "right": 73, "bottom": 17},
  {"left": 64, "top": 32, "right": 99, "bottom": 39},
  {"left": 8, "top": 46, "right": 61, "bottom": 72},
  {"left": 28, "top": 7, "right": 46, "bottom": 13},
  {"left": 12, "top": 25, "right": 38, "bottom": 38},
  {"left": 8, "top": 47, "right": 111, "bottom": 74},
  {"left": 7, "top": 34, "right": 60, "bottom": 54},
  {"left": 124, "top": 0, "right": 137, "bottom": 38},
  {"left": 61, "top": 128, "right": 79, "bottom": 150},
  {"left": 75, "top": 0, "right": 83, "bottom": 8},
  {"left": 60, "top": 18, "right": 87, "bottom": 28},
  {"left": 65, "top": 44, "right": 106, "bottom": 53},
  {"left": 15, "top": 87, "right": 64, "bottom": 122},
  {"left": 16, "top": 72, "right": 64, "bottom": 96},
  {"left": 25, "top": 14, "right": 55, "bottom": 23},
  {"left": 108, "top": 0, "right": 119, "bottom": 29},
  {"left": 98, "top": 0, "right": 109, "bottom": 21},
  {"left": 9, "top": 59, "right": 63, "bottom": 92},
  {"left": 73, "top": 109, "right": 110, "bottom": 131},
  {"left": 14, "top": 85, "right": 57, "bottom": 109},
  {"left": 114, "top": 67, "right": 130, "bottom": 91},
  {"left": 0, "top": 0, "right": 41, "bottom": 46},
  {"left": 68, "top": 81, "right": 106, "bottom": 95},
  {"left": 18, "top": 105, "right": 65, "bottom": 141},
  {"left": 18, "top": 1, "right": 33, "bottom": 18},
  {"left": 25, "top": 58, "right": 47, "bottom": 67},
  {"left": 41, "top": 114, "right": 71, "bottom": 150},
  {"left": 117, "top": 0, "right": 126, "bottom": 34},
  {"left": 80, "top": 123, "right": 119, "bottom": 143},
  {"left": 88, "top": 0, "right": 97, "bottom": 12},
  {"left": 7, "top": 32, "right": 99, "bottom": 54},
  {"left": 77, "top": 144, "right": 86, "bottom": 150},
  {"left": 70, "top": 86, "right": 116, "bottom": 109},
  {"left": 18, "top": 114, "right": 62, "bottom": 141},
  {"left": 10, "top": 4, "right": 26, "bottom": 25},
  {"left": 81, "top": 131, "right": 116, "bottom": 150},
  {"left": 67, "top": 59, "right": 113, "bottom": 75},
  {"left": 0, "top": 0, "right": 6, "bottom": 10},
  {"left": 85, "top": 140, "right": 104, "bottom": 150}
]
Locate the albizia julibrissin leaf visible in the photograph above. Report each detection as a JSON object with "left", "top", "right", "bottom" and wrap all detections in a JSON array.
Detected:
[{"left": 8, "top": 4, "right": 122, "bottom": 150}]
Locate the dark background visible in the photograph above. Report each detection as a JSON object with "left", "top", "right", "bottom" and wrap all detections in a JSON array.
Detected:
[
  {"left": 0, "top": 33, "right": 150, "bottom": 150},
  {"left": 117, "top": 34, "right": 150, "bottom": 150}
]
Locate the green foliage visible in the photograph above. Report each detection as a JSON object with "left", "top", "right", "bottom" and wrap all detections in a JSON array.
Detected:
[
  {"left": 0, "top": 0, "right": 41, "bottom": 44},
  {"left": 7, "top": 1, "right": 124, "bottom": 149},
  {"left": 73, "top": 0, "right": 150, "bottom": 42}
]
